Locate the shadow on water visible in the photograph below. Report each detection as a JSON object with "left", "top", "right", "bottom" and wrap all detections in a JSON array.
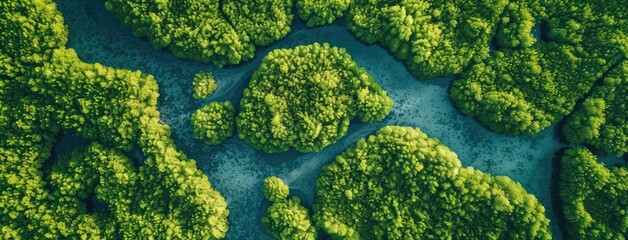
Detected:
[
  {"left": 550, "top": 148, "right": 569, "bottom": 239},
  {"left": 128, "top": 148, "right": 146, "bottom": 168},
  {"left": 256, "top": 149, "right": 307, "bottom": 167},
  {"left": 256, "top": 198, "right": 273, "bottom": 239},
  {"left": 44, "top": 131, "right": 90, "bottom": 192},
  {"left": 49, "top": 131, "right": 90, "bottom": 159}
]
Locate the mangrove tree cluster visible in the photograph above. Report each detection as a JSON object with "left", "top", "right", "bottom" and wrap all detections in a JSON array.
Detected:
[
  {"left": 450, "top": 0, "right": 626, "bottom": 135},
  {"left": 346, "top": 0, "right": 509, "bottom": 79},
  {"left": 297, "top": 0, "right": 351, "bottom": 27},
  {"left": 563, "top": 61, "right": 627, "bottom": 156},
  {"left": 1, "top": 0, "right": 229, "bottom": 238},
  {"left": 103, "top": 0, "right": 627, "bottom": 138},
  {"left": 237, "top": 43, "right": 393, "bottom": 153},
  {"left": 263, "top": 176, "right": 290, "bottom": 202},
  {"left": 191, "top": 101, "right": 236, "bottom": 146},
  {"left": 559, "top": 147, "right": 628, "bottom": 239},
  {"left": 286, "top": 0, "right": 626, "bottom": 138},
  {"left": 4, "top": 0, "right": 626, "bottom": 238},
  {"left": 104, "top": 0, "right": 294, "bottom": 66},
  {"left": 262, "top": 177, "right": 317, "bottom": 240},
  {"left": 193, "top": 71, "right": 218, "bottom": 100},
  {"left": 313, "top": 126, "right": 551, "bottom": 239}
]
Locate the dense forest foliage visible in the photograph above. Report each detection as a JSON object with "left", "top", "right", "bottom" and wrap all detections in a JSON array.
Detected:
[
  {"left": 450, "top": 0, "right": 627, "bottom": 135},
  {"left": 191, "top": 101, "right": 236, "bottom": 146},
  {"left": 193, "top": 71, "right": 218, "bottom": 100},
  {"left": 347, "top": 0, "right": 508, "bottom": 79},
  {"left": 313, "top": 126, "right": 551, "bottom": 239},
  {"left": 262, "top": 177, "right": 317, "bottom": 240},
  {"left": 103, "top": 0, "right": 293, "bottom": 66},
  {"left": 1, "top": 0, "right": 228, "bottom": 238},
  {"left": 2, "top": 0, "right": 626, "bottom": 239},
  {"left": 237, "top": 43, "right": 393, "bottom": 153},
  {"left": 294, "top": 0, "right": 628, "bottom": 137},
  {"left": 297, "top": 0, "right": 351, "bottom": 27},
  {"left": 103, "top": 0, "right": 357, "bottom": 66},
  {"left": 559, "top": 148, "right": 628, "bottom": 239},
  {"left": 563, "top": 62, "right": 628, "bottom": 156},
  {"left": 104, "top": 0, "right": 626, "bottom": 137}
]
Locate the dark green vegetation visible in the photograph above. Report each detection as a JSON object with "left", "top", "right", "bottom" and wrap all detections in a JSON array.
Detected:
[
  {"left": 263, "top": 176, "right": 290, "bottom": 202},
  {"left": 45, "top": 143, "right": 229, "bottom": 238},
  {"left": 1, "top": 0, "right": 228, "bottom": 238},
  {"left": 262, "top": 177, "right": 317, "bottom": 240},
  {"left": 104, "top": 0, "right": 293, "bottom": 66},
  {"left": 105, "top": 0, "right": 627, "bottom": 137},
  {"left": 193, "top": 71, "right": 218, "bottom": 100},
  {"left": 449, "top": 0, "right": 626, "bottom": 135},
  {"left": 290, "top": 0, "right": 628, "bottom": 138},
  {"left": 328, "top": 0, "right": 627, "bottom": 136},
  {"left": 4, "top": 0, "right": 626, "bottom": 238},
  {"left": 347, "top": 0, "right": 508, "bottom": 79},
  {"left": 559, "top": 148, "right": 628, "bottom": 239},
  {"left": 192, "top": 101, "right": 236, "bottom": 146},
  {"left": 104, "top": 0, "right": 361, "bottom": 66},
  {"left": 564, "top": 62, "right": 628, "bottom": 156},
  {"left": 297, "top": 0, "right": 351, "bottom": 27},
  {"left": 313, "top": 126, "right": 551, "bottom": 239},
  {"left": 237, "top": 43, "right": 393, "bottom": 153}
]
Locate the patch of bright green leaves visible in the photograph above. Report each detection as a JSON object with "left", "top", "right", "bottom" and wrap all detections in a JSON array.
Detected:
[
  {"left": 564, "top": 61, "right": 628, "bottom": 156},
  {"left": 192, "top": 101, "right": 236, "bottom": 145},
  {"left": 313, "top": 126, "right": 551, "bottom": 239},
  {"left": 296, "top": 0, "right": 626, "bottom": 138},
  {"left": 347, "top": 0, "right": 509, "bottom": 79},
  {"left": 262, "top": 177, "right": 317, "bottom": 240},
  {"left": 297, "top": 0, "right": 352, "bottom": 27},
  {"left": 193, "top": 71, "right": 218, "bottom": 100},
  {"left": 450, "top": 43, "right": 605, "bottom": 135},
  {"left": 559, "top": 147, "right": 628, "bottom": 239},
  {"left": 450, "top": 0, "right": 626, "bottom": 136},
  {"left": 237, "top": 43, "right": 393, "bottom": 153},
  {"left": 263, "top": 176, "right": 290, "bottom": 202},
  {"left": 104, "top": 0, "right": 293, "bottom": 66},
  {"left": 43, "top": 142, "right": 229, "bottom": 239},
  {"left": 0, "top": 0, "right": 229, "bottom": 238}
]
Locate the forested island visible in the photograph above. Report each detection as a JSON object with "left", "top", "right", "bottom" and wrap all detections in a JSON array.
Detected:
[{"left": 1, "top": 0, "right": 625, "bottom": 239}]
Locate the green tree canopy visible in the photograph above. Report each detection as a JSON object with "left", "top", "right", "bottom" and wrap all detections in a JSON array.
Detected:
[
  {"left": 237, "top": 43, "right": 393, "bottom": 153},
  {"left": 313, "top": 126, "right": 551, "bottom": 239},
  {"left": 300, "top": 0, "right": 626, "bottom": 137},
  {"left": 450, "top": 0, "right": 626, "bottom": 135},
  {"left": 564, "top": 61, "right": 628, "bottom": 156},
  {"left": 297, "top": 0, "right": 352, "bottom": 27},
  {"left": 104, "top": 0, "right": 293, "bottom": 66},
  {"left": 263, "top": 176, "right": 290, "bottom": 202},
  {"left": 193, "top": 71, "right": 219, "bottom": 100},
  {"left": 261, "top": 177, "right": 317, "bottom": 240},
  {"left": 191, "top": 101, "right": 236, "bottom": 146},
  {"left": 559, "top": 147, "right": 628, "bottom": 239},
  {"left": 43, "top": 142, "right": 230, "bottom": 239},
  {"left": 222, "top": 0, "right": 293, "bottom": 46},
  {"left": 346, "top": 0, "right": 509, "bottom": 79},
  {"left": 1, "top": 0, "right": 229, "bottom": 238}
]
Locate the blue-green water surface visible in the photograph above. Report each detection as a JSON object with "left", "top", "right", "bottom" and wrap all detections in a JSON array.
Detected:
[{"left": 54, "top": 0, "right": 573, "bottom": 238}]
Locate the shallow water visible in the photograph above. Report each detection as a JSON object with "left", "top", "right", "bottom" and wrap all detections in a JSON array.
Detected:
[{"left": 54, "top": 0, "right": 569, "bottom": 238}]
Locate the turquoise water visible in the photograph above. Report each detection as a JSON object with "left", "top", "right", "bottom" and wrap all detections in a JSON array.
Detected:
[{"left": 55, "top": 0, "right": 571, "bottom": 238}]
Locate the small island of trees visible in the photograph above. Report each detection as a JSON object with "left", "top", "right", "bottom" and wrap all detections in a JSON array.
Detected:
[{"left": 236, "top": 43, "right": 393, "bottom": 153}]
